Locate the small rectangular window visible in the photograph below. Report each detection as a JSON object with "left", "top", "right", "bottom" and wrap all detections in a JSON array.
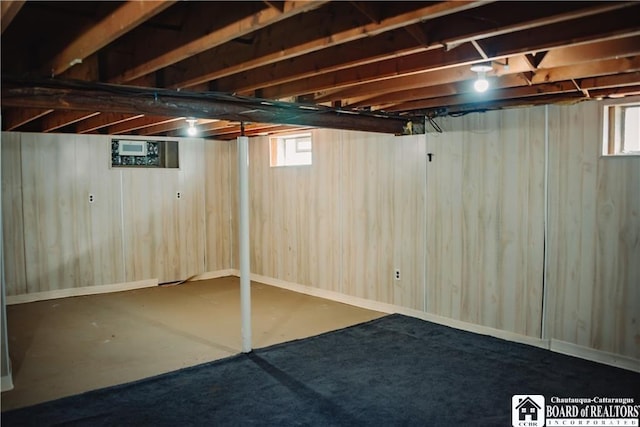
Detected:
[
  {"left": 269, "top": 132, "right": 312, "bottom": 167},
  {"left": 602, "top": 101, "right": 640, "bottom": 156}
]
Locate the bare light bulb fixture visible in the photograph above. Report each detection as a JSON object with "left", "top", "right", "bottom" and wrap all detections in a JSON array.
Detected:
[
  {"left": 470, "top": 62, "right": 492, "bottom": 93},
  {"left": 186, "top": 118, "right": 198, "bottom": 136}
]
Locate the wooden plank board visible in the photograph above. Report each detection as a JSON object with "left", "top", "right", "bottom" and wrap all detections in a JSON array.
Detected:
[
  {"left": 425, "top": 108, "right": 545, "bottom": 337},
  {"left": 204, "top": 140, "right": 232, "bottom": 271},
  {"left": 1, "top": 132, "right": 27, "bottom": 296},
  {"left": 121, "top": 139, "right": 205, "bottom": 284},
  {"left": 73, "top": 135, "right": 125, "bottom": 288},
  {"left": 20, "top": 133, "right": 81, "bottom": 292},
  {"left": 247, "top": 129, "right": 342, "bottom": 292},
  {"left": 547, "top": 101, "right": 640, "bottom": 359},
  {"left": 18, "top": 133, "right": 125, "bottom": 292}
]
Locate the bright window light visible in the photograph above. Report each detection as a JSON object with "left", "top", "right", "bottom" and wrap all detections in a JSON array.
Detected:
[
  {"left": 602, "top": 101, "right": 640, "bottom": 156},
  {"left": 269, "top": 133, "right": 313, "bottom": 167}
]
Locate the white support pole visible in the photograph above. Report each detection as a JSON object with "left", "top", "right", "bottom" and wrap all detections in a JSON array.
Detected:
[{"left": 237, "top": 135, "right": 252, "bottom": 353}]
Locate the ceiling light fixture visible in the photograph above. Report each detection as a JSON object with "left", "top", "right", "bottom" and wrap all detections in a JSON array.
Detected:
[
  {"left": 471, "top": 62, "right": 492, "bottom": 93},
  {"left": 186, "top": 118, "right": 198, "bottom": 136}
]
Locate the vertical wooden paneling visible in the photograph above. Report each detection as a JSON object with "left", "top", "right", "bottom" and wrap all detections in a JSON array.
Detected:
[
  {"left": 177, "top": 138, "right": 206, "bottom": 278},
  {"left": 21, "top": 133, "right": 81, "bottom": 291},
  {"left": 17, "top": 133, "right": 125, "bottom": 292},
  {"left": 245, "top": 129, "right": 425, "bottom": 305},
  {"left": 341, "top": 132, "right": 426, "bottom": 308},
  {"left": 72, "top": 135, "right": 124, "bottom": 287},
  {"left": 310, "top": 129, "right": 345, "bottom": 292},
  {"left": 547, "top": 101, "right": 640, "bottom": 359},
  {"left": 247, "top": 129, "right": 343, "bottom": 292},
  {"left": 1, "top": 132, "right": 27, "bottom": 296},
  {"left": 391, "top": 134, "right": 427, "bottom": 309},
  {"left": 341, "top": 132, "right": 393, "bottom": 303},
  {"left": 547, "top": 103, "right": 598, "bottom": 347},
  {"left": 204, "top": 140, "right": 232, "bottom": 271},
  {"left": 122, "top": 138, "right": 205, "bottom": 283},
  {"left": 8, "top": 132, "right": 207, "bottom": 294},
  {"left": 426, "top": 108, "right": 545, "bottom": 337},
  {"left": 426, "top": 128, "right": 463, "bottom": 320},
  {"left": 4, "top": 100, "right": 636, "bottom": 362},
  {"left": 594, "top": 160, "right": 640, "bottom": 358}
]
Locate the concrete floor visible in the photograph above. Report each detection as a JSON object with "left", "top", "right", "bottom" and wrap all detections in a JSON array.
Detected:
[{"left": 1, "top": 277, "right": 384, "bottom": 411}]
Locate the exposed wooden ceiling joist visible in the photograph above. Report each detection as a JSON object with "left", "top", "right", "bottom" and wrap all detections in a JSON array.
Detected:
[
  {"left": 439, "top": 1, "right": 636, "bottom": 49},
  {"left": 108, "top": 116, "right": 183, "bottom": 135},
  {"left": 109, "top": 0, "right": 330, "bottom": 84},
  {"left": 1, "top": 0, "right": 24, "bottom": 34},
  {"left": 2, "top": 1, "right": 639, "bottom": 137},
  {"left": 309, "top": 11, "right": 640, "bottom": 104},
  {"left": 41, "top": 111, "right": 101, "bottom": 133},
  {"left": 137, "top": 118, "right": 220, "bottom": 136},
  {"left": 353, "top": 56, "right": 640, "bottom": 110},
  {"left": 2, "top": 107, "right": 52, "bottom": 131},
  {"left": 46, "top": 1, "right": 175, "bottom": 77},
  {"left": 163, "top": 1, "right": 489, "bottom": 90},
  {"left": 77, "top": 113, "right": 145, "bottom": 134}
]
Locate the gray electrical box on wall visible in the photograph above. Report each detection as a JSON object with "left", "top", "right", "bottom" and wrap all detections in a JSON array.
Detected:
[{"left": 111, "top": 139, "right": 179, "bottom": 168}]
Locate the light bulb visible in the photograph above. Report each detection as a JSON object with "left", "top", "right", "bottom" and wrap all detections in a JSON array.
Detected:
[
  {"left": 186, "top": 118, "right": 198, "bottom": 136},
  {"left": 474, "top": 71, "right": 489, "bottom": 92},
  {"left": 474, "top": 78, "right": 489, "bottom": 92}
]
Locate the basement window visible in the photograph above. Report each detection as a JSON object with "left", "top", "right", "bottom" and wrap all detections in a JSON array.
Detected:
[
  {"left": 602, "top": 101, "right": 640, "bottom": 156},
  {"left": 269, "top": 132, "right": 313, "bottom": 167}
]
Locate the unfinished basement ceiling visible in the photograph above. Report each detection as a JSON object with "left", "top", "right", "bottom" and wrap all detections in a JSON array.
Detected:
[{"left": 2, "top": 1, "right": 640, "bottom": 139}]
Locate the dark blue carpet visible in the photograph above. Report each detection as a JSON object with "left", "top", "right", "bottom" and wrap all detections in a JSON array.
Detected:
[{"left": 2, "top": 314, "right": 639, "bottom": 426}]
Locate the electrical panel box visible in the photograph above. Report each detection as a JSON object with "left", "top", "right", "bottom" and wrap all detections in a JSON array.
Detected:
[
  {"left": 118, "top": 140, "right": 147, "bottom": 156},
  {"left": 111, "top": 139, "right": 179, "bottom": 168}
]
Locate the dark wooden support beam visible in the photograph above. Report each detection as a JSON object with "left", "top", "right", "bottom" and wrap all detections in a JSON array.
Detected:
[{"left": 2, "top": 77, "right": 420, "bottom": 135}]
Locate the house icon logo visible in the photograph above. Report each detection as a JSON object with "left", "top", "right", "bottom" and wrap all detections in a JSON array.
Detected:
[{"left": 512, "top": 395, "right": 545, "bottom": 427}]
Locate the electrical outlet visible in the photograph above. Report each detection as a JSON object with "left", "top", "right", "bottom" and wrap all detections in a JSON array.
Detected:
[
  {"left": 394, "top": 269, "right": 401, "bottom": 281},
  {"left": 88, "top": 193, "right": 95, "bottom": 204},
  {"left": 176, "top": 191, "right": 182, "bottom": 199}
]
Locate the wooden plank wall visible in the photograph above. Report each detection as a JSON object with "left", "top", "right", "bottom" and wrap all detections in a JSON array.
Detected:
[
  {"left": 244, "top": 119, "right": 544, "bottom": 327},
  {"left": 19, "top": 133, "right": 124, "bottom": 292},
  {"left": 0, "top": 132, "right": 26, "bottom": 294},
  {"left": 1, "top": 98, "right": 637, "bottom": 361},
  {"left": 204, "top": 140, "right": 233, "bottom": 272},
  {"left": 0, "top": 133, "right": 224, "bottom": 295},
  {"left": 425, "top": 108, "right": 545, "bottom": 337},
  {"left": 246, "top": 129, "right": 345, "bottom": 293},
  {"left": 341, "top": 131, "right": 427, "bottom": 309},
  {"left": 242, "top": 102, "right": 637, "bottom": 361},
  {"left": 546, "top": 101, "right": 640, "bottom": 359},
  {"left": 120, "top": 139, "right": 206, "bottom": 283},
  {"left": 242, "top": 130, "right": 427, "bottom": 307}
]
